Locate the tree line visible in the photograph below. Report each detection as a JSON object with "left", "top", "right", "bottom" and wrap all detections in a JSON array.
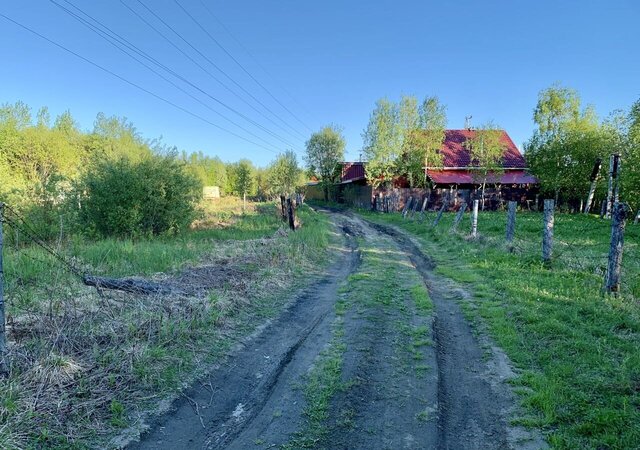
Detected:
[
  {"left": 0, "top": 101, "right": 305, "bottom": 239},
  {"left": 306, "top": 88, "right": 640, "bottom": 213}
]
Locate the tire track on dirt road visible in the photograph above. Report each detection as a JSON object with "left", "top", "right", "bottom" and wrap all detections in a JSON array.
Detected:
[
  {"left": 362, "top": 217, "right": 544, "bottom": 450},
  {"left": 128, "top": 213, "right": 360, "bottom": 449}
]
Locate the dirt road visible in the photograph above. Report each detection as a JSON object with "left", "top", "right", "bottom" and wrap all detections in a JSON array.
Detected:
[{"left": 128, "top": 210, "right": 544, "bottom": 450}]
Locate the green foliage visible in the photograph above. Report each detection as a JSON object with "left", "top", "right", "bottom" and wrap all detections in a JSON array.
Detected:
[
  {"left": 305, "top": 125, "right": 346, "bottom": 200},
  {"left": 524, "top": 84, "right": 640, "bottom": 207},
  {"left": 231, "top": 159, "right": 255, "bottom": 200},
  {"left": 76, "top": 154, "right": 202, "bottom": 237},
  {"left": 362, "top": 98, "right": 402, "bottom": 187},
  {"left": 363, "top": 95, "right": 446, "bottom": 188},
  {"left": 267, "top": 150, "right": 302, "bottom": 197},
  {"left": 464, "top": 122, "right": 507, "bottom": 208},
  {"left": 182, "top": 151, "right": 227, "bottom": 190}
]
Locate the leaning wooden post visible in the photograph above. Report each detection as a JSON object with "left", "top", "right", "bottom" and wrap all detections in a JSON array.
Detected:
[
  {"left": 471, "top": 199, "right": 479, "bottom": 237},
  {"left": 604, "top": 203, "right": 628, "bottom": 293},
  {"left": 0, "top": 203, "right": 8, "bottom": 376},
  {"left": 409, "top": 196, "right": 420, "bottom": 219},
  {"left": 402, "top": 197, "right": 413, "bottom": 218},
  {"left": 506, "top": 201, "right": 517, "bottom": 243},
  {"left": 613, "top": 154, "right": 621, "bottom": 206},
  {"left": 605, "top": 154, "right": 617, "bottom": 219},
  {"left": 287, "top": 197, "right": 296, "bottom": 231},
  {"left": 433, "top": 201, "right": 447, "bottom": 227},
  {"left": 583, "top": 158, "right": 602, "bottom": 214},
  {"left": 451, "top": 202, "right": 467, "bottom": 232},
  {"left": 418, "top": 196, "right": 429, "bottom": 222},
  {"left": 280, "top": 195, "right": 287, "bottom": 221},
  {"left": 542, "top": 199, "right": 555, "bottom": 264}
]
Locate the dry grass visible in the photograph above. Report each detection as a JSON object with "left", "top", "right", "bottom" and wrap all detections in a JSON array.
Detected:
[{"left": 0, "top": 201, "right": 333, "bottom": 449}]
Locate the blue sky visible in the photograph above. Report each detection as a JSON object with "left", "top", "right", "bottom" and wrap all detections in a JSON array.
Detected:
[{"left": 1, "top": 0, "right": 639, "bottom": 166}]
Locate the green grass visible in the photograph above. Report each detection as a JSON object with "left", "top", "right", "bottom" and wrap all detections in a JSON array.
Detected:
[
  {"left": 285, "top": 224, "right": 434, "bottom": 448},
  {"left": 0, "top": 201, "right": 335, "bottom": 449},
  {"left": 359, "top": 208, "right": 640, "bottom": 449}
]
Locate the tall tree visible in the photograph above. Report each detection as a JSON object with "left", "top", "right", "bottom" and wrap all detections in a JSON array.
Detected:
[
  {"left": 233, "top": 159, "right": 254, "bottom": 210},
  {"left": 464, "top": 122, "right": 506, "bottom": 210},
  {"left": 305, "top": 125, "right": 346, "bottom": 201},
  {"left": 526, "top": 84, "right": 605, "bottom": 204},
  {"left": 362, "top": 98, "right": 401, "bottom": 187},
  {"left": 403, "top": 96, "right": 447, "bottom": 187},
  {"left": 268, "top": 150, "right": 301, "bottom": 197}
]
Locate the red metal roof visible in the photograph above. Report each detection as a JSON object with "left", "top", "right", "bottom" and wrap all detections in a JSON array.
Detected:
[
  {"left": 341, "top": 162, "right": 366, "bottom": 182},
  {"left": 436, "top": 129, "right": 526, "bottom": 169},
  {"left": 427, "top": 169, "right": 538, "bottom": 185}
]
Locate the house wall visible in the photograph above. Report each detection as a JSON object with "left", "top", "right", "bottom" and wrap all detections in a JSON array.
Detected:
[{"left": 309, "top": 181, "right": 538, "bottom": 211}]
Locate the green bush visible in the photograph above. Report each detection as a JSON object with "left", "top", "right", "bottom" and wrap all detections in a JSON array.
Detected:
[{"left": 77, "top": 154, "right": 202, "bottom": 238}]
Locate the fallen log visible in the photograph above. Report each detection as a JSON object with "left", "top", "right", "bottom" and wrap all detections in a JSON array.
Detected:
[{"left": 83, "top": 275, "right": 179, "bottom": 295}]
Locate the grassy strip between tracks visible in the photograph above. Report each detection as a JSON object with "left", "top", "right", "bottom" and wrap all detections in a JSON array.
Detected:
[
  {"left": 359, "top": 208, "right": 640, "bottom": 450},
  {"left": 283, "top": 227, "right": 433, "bottom": 448}
]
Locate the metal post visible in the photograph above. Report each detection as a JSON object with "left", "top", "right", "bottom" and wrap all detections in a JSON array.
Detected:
[
  {"left": 542, "top": 199, "right": 555, "bottom": 264},
  {"left": 0, "top": 203, "right": 8, "bottom": 376},
  {"left": 604, "top": 203, "right": 628, "bottom": 293},
  {"left": 471, "top": 199, "right": 479, "bottom": 238}
]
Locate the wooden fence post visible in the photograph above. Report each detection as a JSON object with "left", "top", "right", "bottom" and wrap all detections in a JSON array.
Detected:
[
  {"left": 471, "top": 199, "right": 479, "bottom": 237},
  {"left": 584, "top": 158, "right": 602, "bottom": 214},
  {"left": 451, "top": 202, "right": 467, "bottom": 232},
  {"left": 418, "top": 196, "right": 429, "bottom": 222},
  {"left": 410, "top": 196, "right": 420, "bottom": 219},
  {"left": 542, "top": 199, "right": 555, "bottom": 264},
  {"left": 287, "top": 197, "right": 296, "bottom": 231},
  {"left": 506, "top": 201, "right": 517, "bottom": 243},
  {"left": 402, "top": 197, "right": 413, "bottom": 218},
  {"left": 0, "top": 203, "right": 8, "bottom": 376},
  {"left": 280, "top": 195, "right": 287, "bottom": 221},
  {"left": 604, "top": 203, "right": 628, "bottom": 293},
  {"left": 433, "top": 202, "right": 447, "bottom": 227},
  {"left": 605, "top": 154, "right": 620, "bottom": 219}
]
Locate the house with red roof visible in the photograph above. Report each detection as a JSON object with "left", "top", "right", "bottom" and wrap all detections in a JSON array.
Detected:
[
  {"left": 425, "top": 129, "right": 537, "bottom": 187},
  {"left": 308, "top": 129, "right": 538, "bottom": 209}
]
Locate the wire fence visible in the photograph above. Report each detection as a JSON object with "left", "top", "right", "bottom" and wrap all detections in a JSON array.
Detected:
[{"left": 382, "top": 199, "right": 639, "bottom": 300}]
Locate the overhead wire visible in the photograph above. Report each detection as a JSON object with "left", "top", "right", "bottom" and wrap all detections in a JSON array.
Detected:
[
  {"left": 171, "top": 0, "right": 312, "bottom": 136},
  {"left": 49, "top": 0, "right": 284, "bottom": 153},
  {"left": 54, "top": 0, "right": 296, "bottom": 151},
  {"left": 0, "top": 12, "right": 280, "bottom": 153},
  {"left": 197, "top": 0, "right": 316, "bottom": 123},
  {"left": 129, "top": 0, "right": 305, "bottom": 146}
]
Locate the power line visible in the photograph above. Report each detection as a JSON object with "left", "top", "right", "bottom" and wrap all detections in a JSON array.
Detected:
[
  {"left": 173, "top": 0, "right": 313, "bottom": 134},
  {"left": 0, "top": 12, "right": 279, "bottom": 153},
  {"left": 130, "top": 0, "right": 305, "bottom": 146},
  {"left": 55, "top": 0, "right": 296, "bottom": 151},
  {"left": 50, "top": 0, "right": 284, "bottom": 153},
  {"left": 197, "top": 0, "right": 316, "bottom": 124}
]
